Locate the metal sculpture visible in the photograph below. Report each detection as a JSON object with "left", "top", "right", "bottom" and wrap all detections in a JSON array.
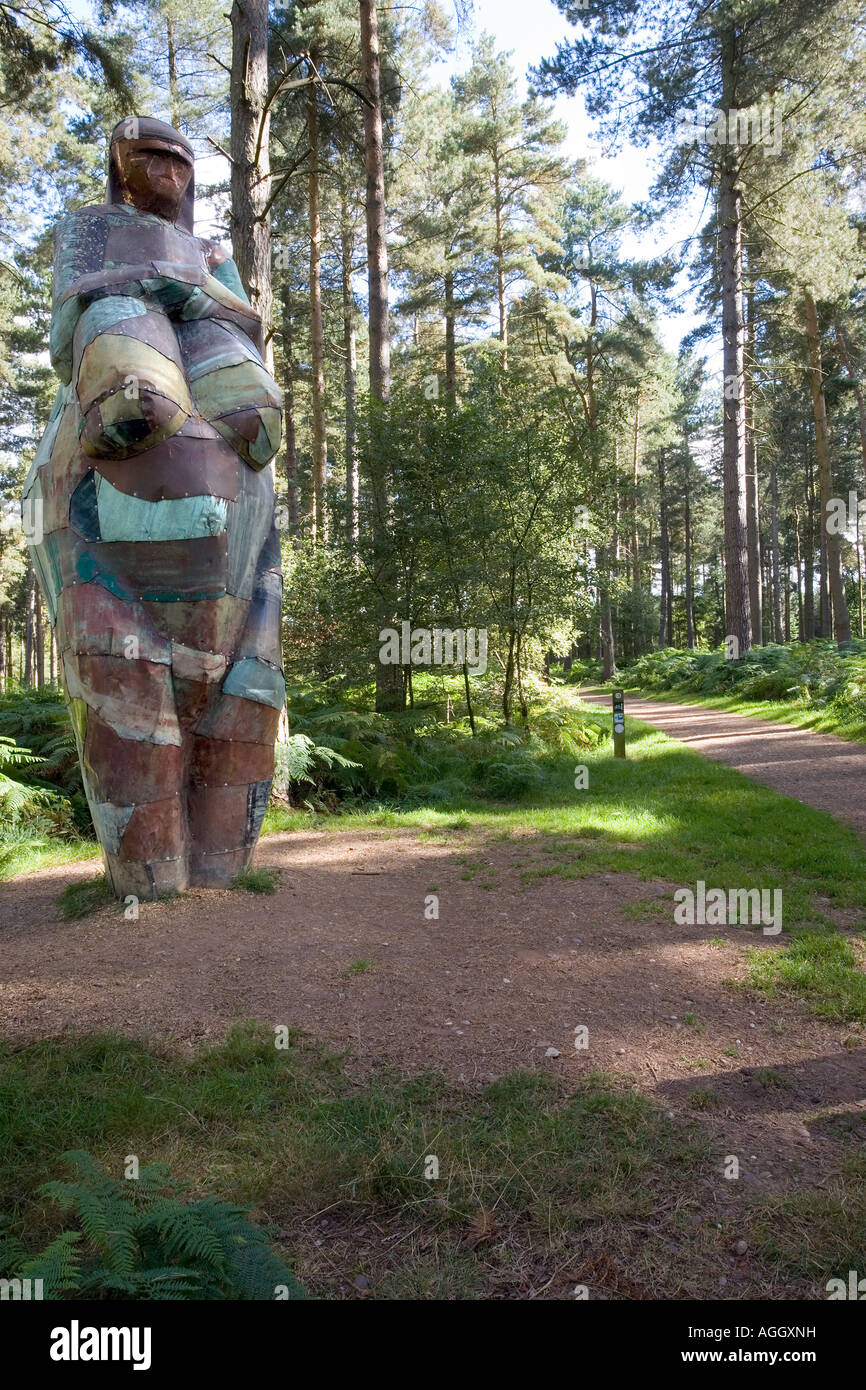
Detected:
[{"left": 24, "top": 116, "right": 284, "bottom": 898}]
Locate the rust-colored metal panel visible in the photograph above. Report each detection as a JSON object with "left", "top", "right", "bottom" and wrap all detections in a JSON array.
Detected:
[
  {"left": 188, "top": 846, "right": 251, "bottom": 888},
  {"left": 187, "top": 782, "right": 248, "bottom": 854},
  {"left": 63, "top": 651, "right": 182, "bottom": 745},
  {"left": 141, "top": 595, "right": 249, "bottom": 653},
  {"left": 117, "top": 794, "right": 186, "bottom": 862},
  {"left": 55, "top": 582, "right": 171, "bottom": 663},
  {"left": 194, "top": 692, "right": 281, "bottom": 745},
  {"left": 94, "top": 433, "right": 240, "bottom": 503},
  {"left": 84, "top": 710, "right": 184, "bottom": 803},
  {"left": 190, "top": 735, "right": 274, "bottom": 787},
  {"left": 94, "top": 533, "right": 228, "bottom": 601}
]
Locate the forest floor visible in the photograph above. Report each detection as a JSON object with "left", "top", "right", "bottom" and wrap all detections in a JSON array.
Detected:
[
  {"left": 581, "top": 690, "right": 866, "bottom": 836},
  {"left": 2, "top": 701, "right": 866, "bottom": 1298},
  {"left": 2, "top": 823, "right": 863, "bottom": 1177}
]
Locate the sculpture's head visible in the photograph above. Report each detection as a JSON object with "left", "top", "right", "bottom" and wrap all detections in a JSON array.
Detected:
[{"left": 107, "top": 117, "right": 195, "bottom": 229}]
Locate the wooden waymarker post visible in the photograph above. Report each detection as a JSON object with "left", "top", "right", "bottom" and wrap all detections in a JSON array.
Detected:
[{"left": 612, "top": 688, "right": 626, "bottom": 758}]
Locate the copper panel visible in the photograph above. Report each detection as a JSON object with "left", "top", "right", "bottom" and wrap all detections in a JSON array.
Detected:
[
  {"left": 190, "top": 736, "right": 274, "bottom": 787},
  {"left": 172, "top": 675, "right": 213, "bottom": 729},
  {"left": 64, "top": 651, "right": 181, "bottom": 745},
  {"left": 141, "top": 595, "right": 248, "bottom": 652},
  {"left": 105, "top": 850, "right": 189, "bottom": 900},
  {"left": 237, "top": 572, "right": 282, "bottom": 665},
  {"left": 105, "top": 221, "right": 204, "bottom": 270},
  {"left": 94, "top": 434, "right": 240, "bottom": 503},
  {"left": 188, "top": 846, "right": 251, "bottom": 888},
  {"left": 170, "top": 643, "right": 226, "bottom": 684},
  {"left": 84, "top": 710, "right": 184, "bottom": 803},
  {"left": 187, "top": 782, "right": 248, "bottom": 854},
  {"left": 194, "top": 692, "right": 281, "bottom": 745},
  {"left": 117, "top": 794, "right": 186, "bottom": 862},
  {"left": 55, "top": 582, "right": 170, "bottom": 663}
]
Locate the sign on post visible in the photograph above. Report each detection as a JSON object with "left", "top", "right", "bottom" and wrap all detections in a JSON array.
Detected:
[{"left": 612, "top": 689, "right": 626, "bottom": 758}]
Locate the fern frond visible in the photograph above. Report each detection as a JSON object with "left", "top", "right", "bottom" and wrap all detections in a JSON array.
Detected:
[{"left": 19, "top": 1231, "right": 82, "bottom": 1296}]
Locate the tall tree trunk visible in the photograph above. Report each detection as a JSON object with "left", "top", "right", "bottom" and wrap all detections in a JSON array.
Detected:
[
  {"left": 361, "top": 0, "right": 390, "bottom": 406},
  {"left": 804, "top": 287, "right": 850, "bottom": 644},
  {"left": 718, "top": 31, "right": 752, "bottom": 652},
  {"left": 658, "top": 451, "right": 671, "bottom": 648},
  {"left": 834, "top": 317, "right": 866, "bottom": 493},
  {"left": 279, "top": 282, "right": 300, "bottom": 545},
  {"left": 598, "top": 544, "right": 615, "bottom": 679},
  {"left": 24, "top": 562, "right": 35, "bottom": 687},
  {"left": 834, "top": 318, "right": 866, "bottom": 636},
  {"left": 630, "top": 394, "right": 643, "bottom": 654},
  {"left": 0, "top": 611, "right": 5, "bottom": 692},
  {"left": 803, "top": 429, "right": 815, "bottom": 640},
  {"left": 631, "top": 393, "right": 641, "bottom": 589},
  {"left": 230, "top": 0, "right": 273, "bottom": 360},
  {"left": 493, "top": 156, "right": 506, "bottom": 369},
  {"left": 444, "top": 269, "right": 456, "bottom": 401},
  {"left": 684, "top": 471, "right": 695, "bottom": 648},
  {"left": 361, "top": 0, "right": 401, "bottom": 711},
  {"left": 341, "top": 199, "right": 359, "bottom": 546},
  {"left": 745, "top": 450, "right": 762, "bottom": 643},
  {"left": 502, "top": 627, "right": 516, "bottom": 724},
  {"left": 745, "top": 278, "right": 762, "bottom": 644},
  {"left": 770, "top": 453, "right": 783, "bottom": 642},
  {"left": 308, "top": 76, "right": 327, "bottom": 543},
  {"left": 166, "top": 15, "right": 181, "bottom": 128},
  {"left": 858, "top": 509, "right": 865, "bottom": 639}
]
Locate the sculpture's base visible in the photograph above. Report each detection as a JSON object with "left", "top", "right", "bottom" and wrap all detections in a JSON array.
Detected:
[
  {"left": 189, "top": 846, "right": 255, "bottom": 888},
  {"left": 105, "top": 844, "right": 256, "bottom": 899}
]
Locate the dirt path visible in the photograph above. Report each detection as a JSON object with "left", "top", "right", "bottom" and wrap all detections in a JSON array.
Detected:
[
  {"left": 582, "top": 691, "right": 866, "bottom": 837},
  {"left": 1, "top": 823, "right": 864, "bottom": 1205}
]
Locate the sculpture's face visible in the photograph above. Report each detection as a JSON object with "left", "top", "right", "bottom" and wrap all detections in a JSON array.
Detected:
[{"left": 113, "top": 139, "right": 193, "bottom": 222}]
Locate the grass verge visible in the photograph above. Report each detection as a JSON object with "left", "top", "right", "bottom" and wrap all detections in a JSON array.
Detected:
[{"left": 0, "top": 1021, "right": 855, "bottom": 1300}]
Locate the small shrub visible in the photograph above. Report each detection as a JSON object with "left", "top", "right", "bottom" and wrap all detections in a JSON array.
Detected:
[
  {"left": 17, "top": 1150, "right": 304, "bottom": 1300},
  {"left": 233, "top": 868, "right": 280, "bottom": 895},
  {"left": 58, "top": 875, "right": 115, "bottom": 919}
]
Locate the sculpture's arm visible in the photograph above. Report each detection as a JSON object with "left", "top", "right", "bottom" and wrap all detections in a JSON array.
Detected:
[
  {"left": 49, "top": 216, "right": 264, "bottom": 380},
  {"left": 200, "top": 240, "right": 266, "bottom": 359}
]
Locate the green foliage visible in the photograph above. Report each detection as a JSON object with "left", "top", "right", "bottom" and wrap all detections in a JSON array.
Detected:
[
  {"left": 747, "top": 933, "right": 866, "bottom": 1022},
  {"left": 273, "top": 729, "right": 362, "bottom": 808},
  {"left": 57, "top": 875, "right": 114, "bottom": 919},
  {"left": 232, "top": 868, "right": 280, "bottom": 895},
  {"left": 19, "top": 1150, "right": 304, "bottom": 1301},
  {"left": 280, "top": 681, "right": 606, "bottom": 807},
  {"left": 0, "top": 734, "right": 49, "bottom": 814},
  {"left": 616, "top": 640, "right": 866, "bottom": 715},
  {"left": 0, "top": 687, "right": 80, "bottom": 792},
  {"left": 0, "top": 689, "right": 91, "bottom": 855}
]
